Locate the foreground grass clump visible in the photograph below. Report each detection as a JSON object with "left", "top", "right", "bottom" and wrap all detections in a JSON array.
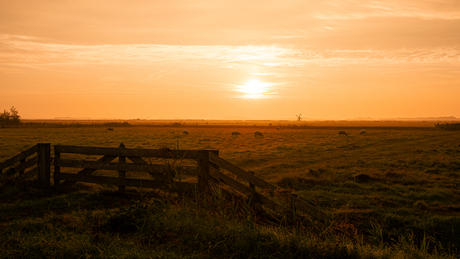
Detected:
[
  {"left": 0, "top": 182, "right": 457, "bottom": 259},
  {"left": 277, "top": 173, "right": 460, "bottom": 258}
]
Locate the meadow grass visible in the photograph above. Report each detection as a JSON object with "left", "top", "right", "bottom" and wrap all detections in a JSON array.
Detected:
[{"left": 1, "top": 122, "right": 460, "bottom": 258}]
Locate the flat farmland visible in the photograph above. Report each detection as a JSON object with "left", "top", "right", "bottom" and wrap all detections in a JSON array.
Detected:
[
  {"left": 2, "top": 123, "right": 460, "bottom": 257},
  {"left": 2, "top": 125, "right": 460, "bottom": 183}
]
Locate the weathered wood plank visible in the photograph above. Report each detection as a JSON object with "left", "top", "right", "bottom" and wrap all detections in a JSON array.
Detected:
[
  {"left": 127, "top": 156, "right": 147, "bottom": 164},
  {"left": 208, "top": 153, "right": 278, "bottom": 191},
  {"left": 118, "top": 143, "right": 126, "bottom": 193},
  {"left": 0, "top": 144, "right": 38, "bottom": 170},
  {"left": 14, "top": 156, "right": 38, "bottom": 173},
  {"left": 53, "top": 182, "right": 197, "bottom": 194},
  {"left": 0, "top": 156, "right": 39, "bottom": 180},
  {"left": 147, "top": 164, "right": 197, "bottom": 176},
  {"left": 54, "top": 152, "right": 61, "bottom": 185},
  {"left": 38, "top": 143, "right": 51, "bottom": 187},
  {"left": 54, "top": 145, "right": 211, "bottom": 159},
  {"left": 76, "top": 155, "right": 118, "bottom": 175},
  {"left": 0, "top": 167, "right": 39, "bottom": 181},
  {"left": 19, "top": 158, "right": 26, "bottom": 174},
  {"left": 20, "top": 167, "right": 39, "bottom": 180},
  {"left": 249, "top": 171, "right": 255, "bottom": 191},
  {"left": 56, "top": 173, "right": 167, "bottom": 188},
  {"left": 290, "top": 195, "right": 329, "bottom": 222},
  {"left": 56, "top": 159, "right": 158, "bottom": 173},
  {"left": 59, "top": 155, "right": 117, "bottom": 186},
  {"left": 210, "top": 167, "right": 255, "bottom": 196},
  {"left": 55, "top": 172, "right": 188, "bottom": 190},
  {"left": 198, "top": 150, "right": 210, "bottom": 190},
  {"left": 56, "top": 159, "right": 196, "bottom": 174},
  {"left": 127, "top": 157, "right": 197, "bottom": 175}
]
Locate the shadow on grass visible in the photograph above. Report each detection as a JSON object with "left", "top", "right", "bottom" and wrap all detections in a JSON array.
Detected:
[{"left": 0, "top": 182, "right": 132, "bottom": 222}]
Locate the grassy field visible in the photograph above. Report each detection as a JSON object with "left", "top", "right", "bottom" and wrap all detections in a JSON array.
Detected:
[{"left": 1, "top": 121, "right": 460, "bottom": 258}]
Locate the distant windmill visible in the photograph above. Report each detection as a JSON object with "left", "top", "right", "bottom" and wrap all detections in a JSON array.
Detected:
[{"left": 296, "top": 113, "right": 302, "bottom": 121}]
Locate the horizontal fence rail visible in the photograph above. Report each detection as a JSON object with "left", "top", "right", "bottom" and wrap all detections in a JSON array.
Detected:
[
  {"left": 54, "top": 145, "right": 202, "bottom": 159},
  {"left": 54, "top": 159, "right": 196, "bottom": 174},
  {"left": 55, "top": 172, "right": 195, "bottom": 190},
  {"left": 0, "top": 143, "right": 50, "bottom": 186}
]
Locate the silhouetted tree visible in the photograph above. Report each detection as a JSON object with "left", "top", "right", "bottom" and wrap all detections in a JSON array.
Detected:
[
  {"left": 0, "top": 106, "right": 21, "bottom": 126},
  {"left": 0, "top": 110, "right": 10, "bottom": 125},
  {"left": 9, "top": 106, "right": 20, "bottom": 124}
]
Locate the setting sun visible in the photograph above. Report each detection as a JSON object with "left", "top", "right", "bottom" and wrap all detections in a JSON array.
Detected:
[{"left": 237, "top": 80, "right": 272, "bottom": 99}]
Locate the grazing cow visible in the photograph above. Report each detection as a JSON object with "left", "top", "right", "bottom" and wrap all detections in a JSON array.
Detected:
[
  {"left": 359, "top": 129, "right": 367, "bottom": 135},
  {"left": 255, "top": 131, "right": 264, "bottom": 137},
  {"left": 107, "top": 128, "right": 114, "bottom": 131},
  {"left": 232, "top": 131, "right": 241, "bottom": 137},
  {"left": 183, "top": 129, "right": 189, "bottom": 135},
  {"left": 338, "top": 130, "right": 347, "bottom": 136}
]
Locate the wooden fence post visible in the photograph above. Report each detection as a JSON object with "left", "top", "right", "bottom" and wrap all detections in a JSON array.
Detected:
[
  {"left": 38, "top": 143, "right": 51, "bottom": 187},
  {"left": 118, "top": 143, "right": 126, "bottom": 193},
  {"left": 19, "top": 158, "right": 26, "bottom": 175},
  {"left": 54, "top": 148, "right": 60, "bottom": 186},
  {"left": 198, "top": 150, "right": 210, "bottom": 191},
  {"left": 209, "top": 150, "right": 219, "bottom": 170},
  {"left": 248, "top": 170, "right": 262, "bottom": 205},
  {"left": 248, "top": 171, "right": 255, "bottom": 191}
]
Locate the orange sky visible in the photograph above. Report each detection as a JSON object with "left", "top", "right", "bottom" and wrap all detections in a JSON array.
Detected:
[{"left": 1, "top": 1, "right": 460, "bottom": 120}]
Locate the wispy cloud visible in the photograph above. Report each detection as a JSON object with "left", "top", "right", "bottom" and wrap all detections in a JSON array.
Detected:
[
  {"left": 2, "top": 35, "right": 458, "bottom": 71},
  {"left": 141, "top": 71, "right": 176, "bottom": 83},
  {"left": 317, "top": 0, "right": 460, "bottom": 20}
]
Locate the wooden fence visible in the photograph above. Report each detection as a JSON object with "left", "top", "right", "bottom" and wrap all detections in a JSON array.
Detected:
[
  {"left": 1, "top": 143, "right": 328, "bottom": 227},
  {"left": 53, "top": 143, "right": 217, "bottom": 194},
  {"left": 0, "top": 143, "right": 50, "bottom": 186},
  {"left": 207, "top": 152, "right": 329, "bottom": 226}
]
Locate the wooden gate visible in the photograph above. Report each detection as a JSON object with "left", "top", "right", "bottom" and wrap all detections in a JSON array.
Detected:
[{"left": 53, "top": 143, "right": 218, "bottom": 194}]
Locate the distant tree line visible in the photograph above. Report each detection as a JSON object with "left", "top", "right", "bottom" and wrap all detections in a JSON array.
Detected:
[
  {"left": 16, "top": 121, "right": 132, "bottom": 128},
  {"left": 0, "top": 106, "right": 21, "bottom": 126}
]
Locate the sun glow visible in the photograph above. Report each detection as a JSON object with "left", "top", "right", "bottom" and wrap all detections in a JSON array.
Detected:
[{"left": 237, "top": 80, "right": 272, "bottom": 98}]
